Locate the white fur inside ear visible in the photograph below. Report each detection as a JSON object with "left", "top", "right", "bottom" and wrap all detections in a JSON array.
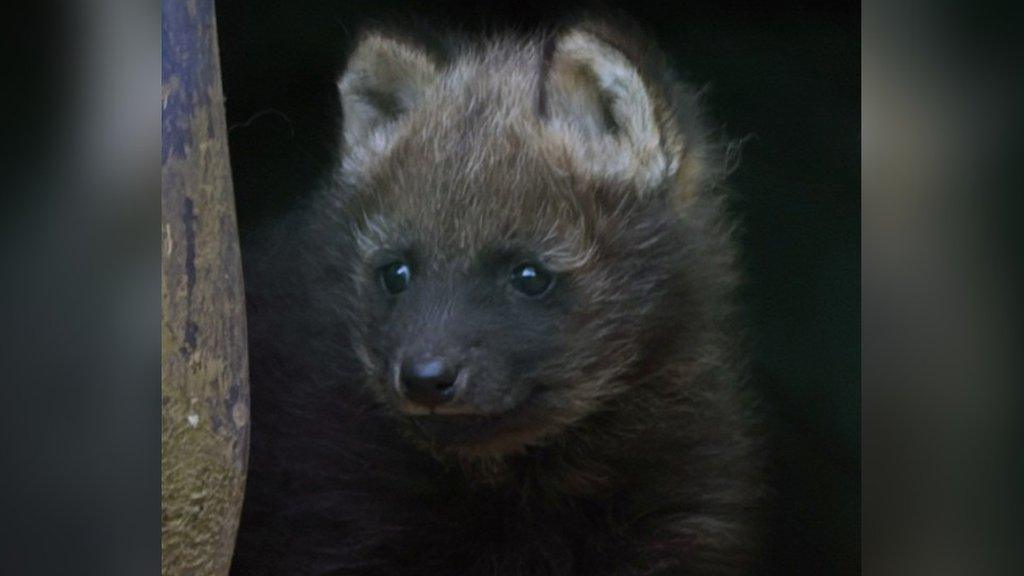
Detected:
[
  {"left": 545, "top": 31, "right": 673, "bottom": 190},
  {"left": 337, "top": 35, "right": 438, "bottom": 171}
]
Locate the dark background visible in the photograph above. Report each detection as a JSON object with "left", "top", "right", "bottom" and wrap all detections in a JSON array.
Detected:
[{"left": 215, "top": 1, "right": 860, "bottom": 574}]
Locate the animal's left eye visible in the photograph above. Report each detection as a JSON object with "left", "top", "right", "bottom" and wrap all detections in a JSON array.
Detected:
[
  {"left": 380, "top": 261, "right": 411, "bottom": 295},
  {"left": 510, "top": 262, "right": 553, "bottom": 297}
]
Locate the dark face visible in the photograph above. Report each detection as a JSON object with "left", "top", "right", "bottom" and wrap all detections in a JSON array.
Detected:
[{"left": 360, "top": 239, "right": 571, "bottom": 450}]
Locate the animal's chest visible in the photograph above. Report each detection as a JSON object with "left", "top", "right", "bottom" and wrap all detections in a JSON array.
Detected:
[{"left": 334, "top": 481, "right": 632, "bottom": 576}]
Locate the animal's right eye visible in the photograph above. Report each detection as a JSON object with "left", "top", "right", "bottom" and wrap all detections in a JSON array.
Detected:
[
  {"left": 510, "top": 262, "right": 553, "bottom": 297},
  {"left": 379, "top": 262, "right": 411, "bottom": 295}
]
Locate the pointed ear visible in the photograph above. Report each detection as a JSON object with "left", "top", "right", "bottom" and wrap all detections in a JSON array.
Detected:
[
  {"left": 337, "top": 32, "right": 439, "bottom": 157},
  {"left": 543, "top": 27, "right": 679, "bottom": 191}
]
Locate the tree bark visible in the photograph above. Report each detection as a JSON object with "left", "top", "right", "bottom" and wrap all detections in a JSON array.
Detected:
[{"left": 161, "top": 0, "right": 249, "bottom": 573}]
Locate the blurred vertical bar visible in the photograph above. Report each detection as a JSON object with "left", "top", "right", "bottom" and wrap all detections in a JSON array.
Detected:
[{"left": 161, "top": 0, "right": 249, "bottom": 574}]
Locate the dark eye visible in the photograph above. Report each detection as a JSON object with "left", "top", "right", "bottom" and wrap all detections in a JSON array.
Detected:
[
  {"left": 380, "top": 262, "right": 411, "bottom": 294},
  {"left": 510, "top": 262, "right": 553, "bottom": 297}
]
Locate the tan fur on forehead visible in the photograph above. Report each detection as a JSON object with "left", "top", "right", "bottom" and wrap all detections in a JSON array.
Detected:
[{"left": 350, "top": 182, "right": 598, "bottom": 274}]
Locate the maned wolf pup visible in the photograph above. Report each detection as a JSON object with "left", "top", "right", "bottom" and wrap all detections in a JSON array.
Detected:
[{"left": 232, "top": 18, "right": 763, "bottom": 576}]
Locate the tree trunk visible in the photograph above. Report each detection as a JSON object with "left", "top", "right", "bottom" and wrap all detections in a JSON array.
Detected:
[{"left": 161, "top": 0, "right": 249, "bottom": 573}]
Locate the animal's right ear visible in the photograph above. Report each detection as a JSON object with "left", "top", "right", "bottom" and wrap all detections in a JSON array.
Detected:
[
  {"left": 337, "top": 32, "right": 439, "bottom": 157},
  {"left": 541, "top": 25, "right": 680, "bottom": 194}
]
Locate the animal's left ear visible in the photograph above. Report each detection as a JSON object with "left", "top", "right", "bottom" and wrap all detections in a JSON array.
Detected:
[
  {"left": 543, "top": 26, "right": 681, "bottom": 192},
  {"left": 337, "top": 31, "right": 439, "bottom": 162}
]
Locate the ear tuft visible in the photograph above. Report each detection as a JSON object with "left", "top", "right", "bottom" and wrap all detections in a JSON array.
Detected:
[
  {"left": 544, "top": 27, "right": 678, "bottom": 191},
  {"left": 337, "top": 33, "right": 439, "bottom": 156}
]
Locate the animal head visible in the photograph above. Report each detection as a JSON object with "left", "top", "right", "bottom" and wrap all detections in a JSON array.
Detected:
[{"left": 329, "top": 21, "right": 732, "bottom": 456}]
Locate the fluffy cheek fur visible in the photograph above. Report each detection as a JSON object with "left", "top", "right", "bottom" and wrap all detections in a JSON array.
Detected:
[
  {"left": 335, "top": 264, "right": 394, "bottom": 406},
  {"left": 527, "top": 285, "right": 645, "bottom": 431},
  {"left": 482, "top": 264, "right": 665, "bottom": 452},
  {"left": 532, "top": 210, "right": 689, "bottom": 434},
  {"left": 346, "top": 286, "right": 411, "bottom": 410}
]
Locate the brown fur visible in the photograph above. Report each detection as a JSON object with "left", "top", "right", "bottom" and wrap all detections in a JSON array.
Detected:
[{"left": 232, "top": 18, "right": 763, "bottom": 576}]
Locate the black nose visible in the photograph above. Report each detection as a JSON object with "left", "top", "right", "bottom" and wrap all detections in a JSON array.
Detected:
[{"left": 399, "top": 356, "right": 458, "bottom": 408}]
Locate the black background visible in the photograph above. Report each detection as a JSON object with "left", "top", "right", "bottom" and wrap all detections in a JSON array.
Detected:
[{"left": 215, "top": 1, "right": 860, "bottom": 574}]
